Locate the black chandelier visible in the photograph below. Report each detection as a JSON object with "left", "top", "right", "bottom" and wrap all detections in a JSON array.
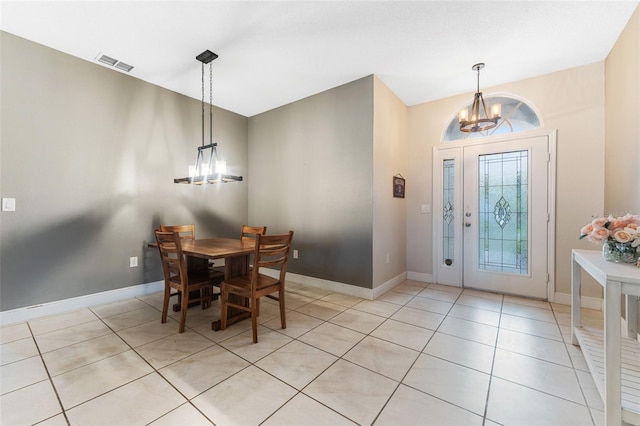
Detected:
[
  {"left": 174, "top": 50, "right": 243, "bottom": 185},
  {"left": 458, "top": 63, "right": 501, "bottom": 133}
]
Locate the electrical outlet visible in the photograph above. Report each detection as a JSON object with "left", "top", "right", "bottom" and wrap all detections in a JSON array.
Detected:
[
  {"left": 129, "top": 256, "right": 138, "bottom": 267},
  {"left": 386, "top": 253, "right": 390, "bottom": 264},
  {"left": 293, "top": 249, "right": 299, "bottom": 259},
  {"left": 2, "top": 198, "right": 16, "bottom": 212}
]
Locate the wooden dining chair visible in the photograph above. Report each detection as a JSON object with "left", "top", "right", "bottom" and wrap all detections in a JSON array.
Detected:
[
  {"left": 240, "top": 225, "right": 267, "bottom": 242},
  {"left": 241, "top": 225, "right": 267, "bottom": 271},
  {"left": 220, "top": 231, "right": 294, "bottom": 343},
  {"left": 211, "top": 224, "right": 267, "bottom": 274},
  {"left": 160, "top": 224, "right": 224, "bottom": 306},
  {"left": 155, "top": 230, "right": 222, "bottom": 333},
  {"left": 160, "top": 224, "right": 195, "bottom": 242}
]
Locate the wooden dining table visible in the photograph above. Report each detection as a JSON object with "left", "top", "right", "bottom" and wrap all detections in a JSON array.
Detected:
[{"left": 150, "top": 237, "right": 256, "bottom": 331}]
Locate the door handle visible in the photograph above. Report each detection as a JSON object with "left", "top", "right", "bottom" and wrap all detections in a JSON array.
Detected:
[{"left": 465, "top": 222, "right": 471, "bottom": 227}]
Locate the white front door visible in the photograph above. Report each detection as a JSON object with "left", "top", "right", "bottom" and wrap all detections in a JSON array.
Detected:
[{"left": 433, "top": 131, "right": 554, "bottom": 299}]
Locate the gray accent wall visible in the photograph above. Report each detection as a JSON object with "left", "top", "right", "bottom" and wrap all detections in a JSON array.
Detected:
[
  {"left": 248, "top": 77, "right": 374, "bottom": 288},
  {"left": 0, "top": 32, "right": 248, "bottom": 311}
]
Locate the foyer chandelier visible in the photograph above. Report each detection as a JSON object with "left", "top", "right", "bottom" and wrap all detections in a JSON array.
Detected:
[
  {"left": 458, "top": 63, "right": 501, "bottom": 133},
  {"left": 174, "top": 50, "right": 243, "bottom": 185}
]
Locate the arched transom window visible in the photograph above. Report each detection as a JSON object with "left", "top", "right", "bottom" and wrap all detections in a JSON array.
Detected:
[{"left": 443, "top": 95, "right": 541, "bottom": 142}]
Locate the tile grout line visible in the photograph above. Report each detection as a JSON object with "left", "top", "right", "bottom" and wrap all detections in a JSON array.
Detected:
[
  {"left": 551, "top": 302, "right": 600, "bottom": 425},
  {"left": 480, "top": 292, "right": 504, "bottom": 426},
  {"left": 25, "top": 321, "right": 71, "bottom": 426}
]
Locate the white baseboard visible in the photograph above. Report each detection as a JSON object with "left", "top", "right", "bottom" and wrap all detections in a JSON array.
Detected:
[
  {"left": 554, "top": 292, "right": 603, "bottom": 310},
  {"left": 262, "top": 269, "right": 377, "bottom": 299},
  {"left": 262, "top": 270, "right": 410, "bottom": 300},
  {"left": 373, "top": 272, "right": 407, "bottom": 299},
  {"left": 0, "top": 281, "right": 164, "bottom": 326},
  {"left": 407, "top": 272, "right": 433, "bottom": 283}
]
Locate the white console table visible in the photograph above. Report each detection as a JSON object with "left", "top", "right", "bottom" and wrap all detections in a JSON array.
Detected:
[{"left": 571, "top": 249, "right": 640, "bottom": 425}]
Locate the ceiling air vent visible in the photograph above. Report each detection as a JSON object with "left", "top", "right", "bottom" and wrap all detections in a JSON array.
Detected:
[
  {"left": 96, "top": 54, "right": 117, "bottom": 66},
  {"left": 95, "top": 52, "right": 134, "bottom": 73},
  {"left": 114, "top": 62, "right": 134, "bottom": 72}
]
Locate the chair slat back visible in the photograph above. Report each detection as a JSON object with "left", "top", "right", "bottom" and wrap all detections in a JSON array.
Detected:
[
  {"left": 240, "top": 225, "right": 267, "bottom": 243},
  {"left": 155, "top": 230, "right": 187, "bottom": 284},
  {"left": 252, "top": 231, "right": 294, "bottom": 287},
  {"left": 160, "top": 224, "right": 195, "bottom": 242}
]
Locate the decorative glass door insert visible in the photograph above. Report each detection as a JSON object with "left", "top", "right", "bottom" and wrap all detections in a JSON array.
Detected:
[
  {"left": 442, "top": 159, "right": 455, "bottom": 266},
  {"left": 478, "top": 151, "right": 529, "bottom": 274}
]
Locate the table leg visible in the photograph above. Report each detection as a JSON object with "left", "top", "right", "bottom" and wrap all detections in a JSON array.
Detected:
[
  {"left": 211, "top": 254, "right": 251, "bottom": 331},
  {"left": 571, "top": 252, "right": 582, "bottom": 345},
  {"left": 604, "top": 280, "right": 622, "bottom": 425},
  {"left": 173, "top": 256, "right": 211, "bottom": 312}
]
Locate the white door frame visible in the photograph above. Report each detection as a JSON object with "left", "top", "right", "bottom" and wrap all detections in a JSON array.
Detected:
[{"left": 432, "top": 129, "right": 557, "bottom": 301}]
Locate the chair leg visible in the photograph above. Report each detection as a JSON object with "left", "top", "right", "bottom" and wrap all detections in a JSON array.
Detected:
[
  {"left": 179, "top": 288, "right": 189, "bottom": 333},
  {"left": 220, "top": 287, "right": 228, "bottom": 331},
  {"left": 161, "top": 283, "right": 170, "bottom": 324},
  {"left": 279, "top": 290, "right": 286, "bottom": 330},
  {"left": 251, "top": 297, "right": 258, "bottom": 343},
  {"left": 212, "top": 286, "right": 220, "bottom": 301},
  {"left": 201, "top": 287, "right": 211, "bottom": 310}
]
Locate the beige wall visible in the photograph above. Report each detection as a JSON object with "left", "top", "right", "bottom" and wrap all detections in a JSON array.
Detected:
[
  {"left": 605, "top": 4, "right": 640, "bottom": 331},
  {"left": 372, "top": 76, "right": 408, "bottom": 288},
  {"left": 407, "top": 63, "right": 606, "bottom": 299},
  {"left": 605, "top": 5, "right": 640, "bottom": 214}
]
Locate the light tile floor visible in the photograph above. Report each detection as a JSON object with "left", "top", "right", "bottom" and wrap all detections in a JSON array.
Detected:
[{"left": 0, "top": 280, "right": 610, "bottom": 425}]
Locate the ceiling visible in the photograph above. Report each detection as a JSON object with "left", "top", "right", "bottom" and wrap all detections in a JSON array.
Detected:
[{"left": 1, "top": 1, "right": 638, "bottom": 117}]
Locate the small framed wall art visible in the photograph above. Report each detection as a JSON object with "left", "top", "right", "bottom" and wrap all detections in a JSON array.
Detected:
[{"left": 393, "top": 174, "right": 405, "bottom": 198}]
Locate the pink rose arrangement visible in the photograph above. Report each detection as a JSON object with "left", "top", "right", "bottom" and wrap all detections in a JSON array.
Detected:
[{"left": 579, "top": 213, "right": 640, "bottom": 247}]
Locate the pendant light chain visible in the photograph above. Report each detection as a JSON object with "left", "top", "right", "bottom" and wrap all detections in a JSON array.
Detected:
[
  {"left": 209, "top": 62, "right": 213, "bottom": 146},
  {"left": 201, "top": 62, "right": 205, "bottom": 148}
]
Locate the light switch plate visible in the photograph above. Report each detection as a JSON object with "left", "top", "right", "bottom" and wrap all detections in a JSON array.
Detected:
[{"left": 2, "top": 198, "right": 16, "bottom": 212}]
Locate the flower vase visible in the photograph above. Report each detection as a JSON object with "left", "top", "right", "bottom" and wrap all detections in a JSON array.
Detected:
[{"left": 602, "top": 241, "right": 639, "bottom": 263}]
